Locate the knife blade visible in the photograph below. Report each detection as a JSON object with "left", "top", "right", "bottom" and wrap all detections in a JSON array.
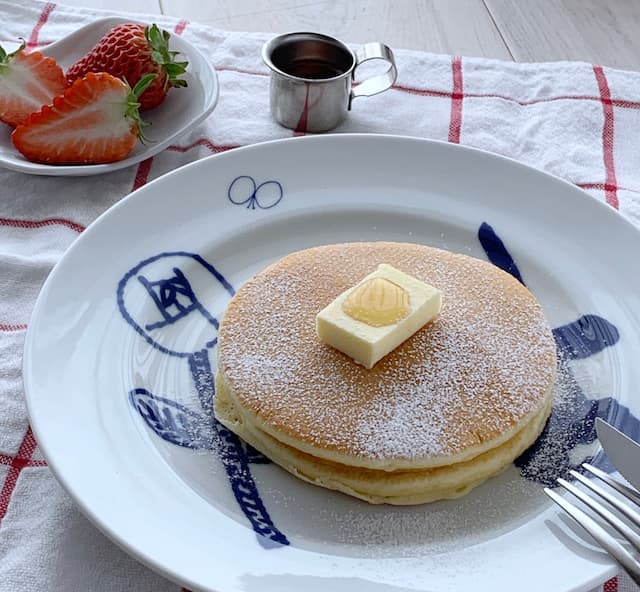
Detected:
[{"left": 596, "top": 417, "right": 640, "bottom": 491}]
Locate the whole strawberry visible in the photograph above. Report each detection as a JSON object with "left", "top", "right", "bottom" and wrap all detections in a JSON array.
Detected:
[
  {"left": 0, "top": 41, "right": 65, "bottom": 127},
  {"left": 66, "top": 23, "right": 187, "bottom": 110},
  {"left": 12, "top": 72, "right": 155, "bottom": 165}
]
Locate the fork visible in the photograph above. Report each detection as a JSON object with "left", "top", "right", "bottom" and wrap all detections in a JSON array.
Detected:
[{"left": 545, "top": 463, "right": 640, "bottom": 585}]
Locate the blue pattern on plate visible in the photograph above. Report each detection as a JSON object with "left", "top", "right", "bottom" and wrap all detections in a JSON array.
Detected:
[
  {"left": 121, "top": 227, "right": 637, "bottom": 539},
  {"left": 118, "top": 252, "right": 288, "bottom": 547},
  {"left": 117, "top": 252, "right": 232, "bottom": 358},
  {"left": 553, "top": 315, "right": 620, "bottom": 360},
  {"left": 129, "top": 388, "right": 215, "bottom": 450},
  {"left": 228, "top": 175, "right": 283, "bottom": 210},
  {"left": 478, "top": 222, "right": 638, "bottom": 483},
  {"left": 478, "top": 222, "right": 525, "bottom": 284}
]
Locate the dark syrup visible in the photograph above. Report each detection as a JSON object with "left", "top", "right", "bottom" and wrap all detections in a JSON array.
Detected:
[{"left": 284, "top": 58, "right": 347, "bottom": 79}]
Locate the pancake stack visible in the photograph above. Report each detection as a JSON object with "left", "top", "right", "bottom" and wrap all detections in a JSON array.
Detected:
[{"left": 214, "top": 242, "right": 556, "bottom": 504}]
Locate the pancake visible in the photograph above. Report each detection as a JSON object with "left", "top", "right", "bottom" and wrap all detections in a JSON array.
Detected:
[
  {"left": 215, "top": 375, "right": 553, "bottom": 504},
  {"left": 214, "top": 242, "right": 557, "bottom": 504}
]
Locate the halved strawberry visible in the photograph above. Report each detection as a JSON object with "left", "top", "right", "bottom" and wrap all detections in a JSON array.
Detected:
[
  {"left": 12, "top": 72, "right": 155, "bottom": 165},
  {"left": 66, "top": 23, "right": 188, "bottom": 110},
  {"left": 0, "top": 41, "right": 66, "bottom": 127}
]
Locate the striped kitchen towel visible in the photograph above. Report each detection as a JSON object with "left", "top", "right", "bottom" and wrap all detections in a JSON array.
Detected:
[{"left": 1, "top": 1, "right": 639, "bottom": 591}]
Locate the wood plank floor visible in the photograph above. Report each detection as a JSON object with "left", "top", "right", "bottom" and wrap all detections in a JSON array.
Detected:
[{"left": 41, "top": 0, "right": 640, "bottom": 69}]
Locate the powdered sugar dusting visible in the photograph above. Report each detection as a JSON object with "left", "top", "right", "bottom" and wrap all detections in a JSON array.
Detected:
[{"left": 217, "top": 243, "right": 557, "bottom": 464}]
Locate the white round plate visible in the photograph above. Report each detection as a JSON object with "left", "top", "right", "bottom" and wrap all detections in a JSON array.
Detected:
[
  {"left": 0, "top": 17, "right": 218, "bottom": 176},
  {"left": 24, "top": 135, "right": 640, "bottom": 592}
]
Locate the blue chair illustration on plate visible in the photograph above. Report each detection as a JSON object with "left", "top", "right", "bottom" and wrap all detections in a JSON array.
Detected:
[{"left": 117, "top": 251, "right": 288, "bottom": 547}]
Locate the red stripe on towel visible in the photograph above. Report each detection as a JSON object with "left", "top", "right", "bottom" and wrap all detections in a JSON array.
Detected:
[
  {"left": 174, "top": 19, "right": 189, "bottom": 36},
  {"left": 0, "top": 427, "right": 38, "bottom": 526},
  {"left": 0, "top": 323, "right": 28, "bottom": 332},
  {"left": 603, "top": 576, "right": 618, "bottom": 592},
  {"left": 448, "top": 56, "right": 463, "bottom": 143},
  {"left": 578, "top": 182, "right": 638, "bottom": 194},
  {"left": 0, "top": 454, "right": 46, "bottom": 467},
  {"left": 167, "top": 139, "right": 240, "bottom": 154},
  {"left": 131, "top": 158, "right": 154, "bottom": 192},
  {"left": 27, "top": 2, "right": 55, "bottom": 49},
  {"left": 215, "top": 62, "right": 640, "bottom": 113},
  {"left": 0, "top": 216, "right": 85, "bottom": 233},
  {"left": 593, "top": 65, "right": 619, "bottom": 209}
]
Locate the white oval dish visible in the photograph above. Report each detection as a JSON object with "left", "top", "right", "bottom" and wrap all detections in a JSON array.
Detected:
[
  {"left": 0, "top": 17, "right": 219, "bottom": 176},
  {"left": 23, "top": 135, "right": 640, "bottom": 591}
]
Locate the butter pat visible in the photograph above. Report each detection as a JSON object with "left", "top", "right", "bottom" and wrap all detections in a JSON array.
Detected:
[{"left": 316, "top": 264, "right": 442, "bottom": 368}]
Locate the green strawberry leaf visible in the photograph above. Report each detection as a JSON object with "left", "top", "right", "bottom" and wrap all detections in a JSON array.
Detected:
[
  {"left": 126, "top": 73, "right": 157, "bottom": 142},
  {"left": 145, "top": 24, "right": 189, "bottom": 89},
  {"left": 0, "top": 39, "right": 26, "bottom": 70}
]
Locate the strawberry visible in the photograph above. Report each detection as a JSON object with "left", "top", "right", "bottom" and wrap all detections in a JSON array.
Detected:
[
  {"left": 0, "top": 41, "right": 65, "bottom": 127},
  {"left": 12, "top": 72, "right": 155, "bottom": 165},
  {"left": 66, "top": 23, "right": 187, "bottom": 110}
]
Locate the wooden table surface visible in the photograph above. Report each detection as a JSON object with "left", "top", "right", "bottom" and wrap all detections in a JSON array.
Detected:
[{"left": 61, "top": 0, "right": 639, "bottom": 70}]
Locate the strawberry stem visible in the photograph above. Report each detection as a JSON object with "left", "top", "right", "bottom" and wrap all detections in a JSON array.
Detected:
[
  {"left": 0, "top": 39, "right": 26, "bottom": 69},
  {"left": 144, "top": 24, "right": 188, "bottom": 89},
  {"left": 126, "top": 74, "right": 157, "bottom": 143}
]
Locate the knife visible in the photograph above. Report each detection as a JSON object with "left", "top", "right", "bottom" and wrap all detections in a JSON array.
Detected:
[{"left": 596, "top": 417, "right": 640, "bottom": 491}]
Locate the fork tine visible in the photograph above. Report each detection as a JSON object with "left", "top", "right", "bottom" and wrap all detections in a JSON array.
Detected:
[
  {"left": 570, "top": 469, "right": 640, "bottom": 532},
  {"left": 544, "top": 487, "right": 640, "bottom": 586},
  {"left": 582, "top": 463, "right": 640, "bottom": 507},
  {"left": 558, "top": 476, "right": 640, "bottom": 552}
]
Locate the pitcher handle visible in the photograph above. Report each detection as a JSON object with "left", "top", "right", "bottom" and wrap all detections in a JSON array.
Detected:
[{"left": 350, "top": 42, "right": 398, "bottom": 109}]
